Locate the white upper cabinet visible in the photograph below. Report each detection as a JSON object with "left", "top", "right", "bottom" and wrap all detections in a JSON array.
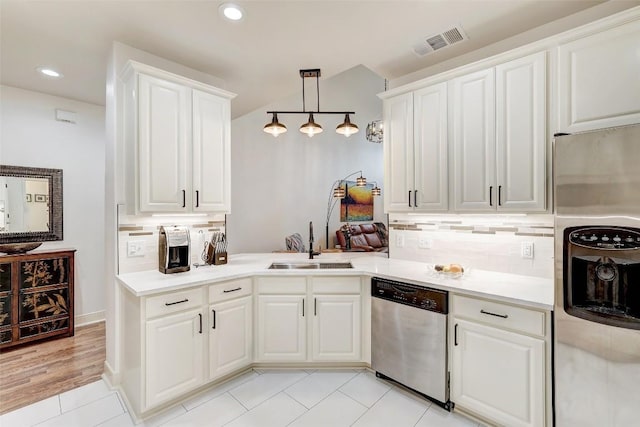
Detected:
[
  {"left": 452, "top": 52, "right": 546, "bottom": 212},
  {"left": 413, "top": 83, "right": 449, "bottom": 211},
  {"left": 383, "top": 92, "right": 414, "bottom": 212},
  {"left": 383, "top": 83, "right": 448, "bottom": 212},
  {"left": 123, "top": 61, "right": 235, "bottom": 214},
  {"left": 557, "top": 19, "right": 640, "bottom": 133},
  {"left": 192, "top": 89, "right": 231, "bottom": 212},
  {"left": 495, "top": 52, "right": 546, "bottom": 211},
  {"left": 137, "top": 74, "right": 191, "bottom": 212},
  {"left": 451, "top": 68, "right": 496, "bottom": 211}
]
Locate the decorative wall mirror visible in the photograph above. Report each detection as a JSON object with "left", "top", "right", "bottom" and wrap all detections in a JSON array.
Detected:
[{"left": 0, "top": 165, "right": 63, "bottom": 243}]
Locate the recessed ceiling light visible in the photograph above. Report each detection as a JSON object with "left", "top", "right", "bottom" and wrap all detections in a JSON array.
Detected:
[
  {"left": 219, "top": 3, "right": 244, "bottom": 21},
  {"left": 37, "top": 67, "right": 63, "bottom": 79}
]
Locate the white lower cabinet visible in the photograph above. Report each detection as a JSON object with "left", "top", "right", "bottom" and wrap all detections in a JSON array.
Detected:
[
  {"left": 145, "top": 308, "right": 205, "bottom": 408},
  {"left": 257, "top": 294, "right": 307, "bottom": 361},
  {"left": 312, "top": 294, "right": 361, "bottom": 361},
  {"left": 255, "top": 276, "right": 362, "bottom": 363},
  {"left": 450, "top": 294, "right": 549, "bottom": 427},
  {"left": 209, "top": 296, "right": 252, "bottom": 380}
]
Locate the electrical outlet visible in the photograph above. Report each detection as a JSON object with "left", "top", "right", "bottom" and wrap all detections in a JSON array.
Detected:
[
  {"left": 395, "top": 234, "right": 405, "bottom": 248},
  {"left": 127, "top": 241, "right": 145, "bottom": 257},
  {"left": 521, "top": 241, "right": 534, "bottom": 259},
  {"left": 418, "top": 237, "right": 432, "bottom": 249}
]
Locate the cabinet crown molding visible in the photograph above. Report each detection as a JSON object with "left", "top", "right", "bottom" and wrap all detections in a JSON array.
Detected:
[{"left": 121, "top": 60, "right": 236, "bottom": 100}]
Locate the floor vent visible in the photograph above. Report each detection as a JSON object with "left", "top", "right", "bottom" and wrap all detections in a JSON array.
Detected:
[{"left": 413, "top": 26, "right": 468, "bottom": 56}]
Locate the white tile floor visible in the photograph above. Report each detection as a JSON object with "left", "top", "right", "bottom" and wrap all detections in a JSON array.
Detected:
[{"left": 0, "top": 369, "right": 484, "bottom": 427}]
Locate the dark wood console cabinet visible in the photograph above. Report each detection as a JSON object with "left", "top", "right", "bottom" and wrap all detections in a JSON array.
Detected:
[{"left": 0, "top": 249, "right": 75, "bottom": 349}]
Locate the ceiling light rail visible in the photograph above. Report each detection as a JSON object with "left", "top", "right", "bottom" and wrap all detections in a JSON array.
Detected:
[{"left": 264, "top": 68, "right": 359, "bottom": 138}]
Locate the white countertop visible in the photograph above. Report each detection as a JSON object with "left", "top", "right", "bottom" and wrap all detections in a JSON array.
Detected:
[{"left": 117, "top": 253, "right": 554, "bottom": 310}]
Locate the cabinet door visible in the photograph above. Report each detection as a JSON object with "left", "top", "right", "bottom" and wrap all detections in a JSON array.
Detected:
[
  {"left": 451, "top": 68, "right": 496, "bottom": 211},
  {"left": 383, "top": 93, "right": 414, "bottom": 212},
  {"left": 257, "top": 295, "right": 306, "bottom": 361},
  {"left": 138, "top": 74, "right": 190, "bottom": 212},
  {"left": 413, "top": 82, "right": 448, "bottom": 211},
  {"left": 146, "top": 308, "right": 204, "bottom": 408},
  {"left": 209, "top": 296, "right": 252, "bottom": 380},
  {"left": 451, "top": 318, "right": 545, "bottom": 427},
  {"left": 192, "top": 90, "right": 231, "bottom": 213},
  {"left": 496, "top": 52, "right": 546, "bottom": 211},
  {"left": 558, "top": 20, "right": 640, "bottom": 133},
  {"left": 312, "top": 295, "right": 361, "bottom": 361}
]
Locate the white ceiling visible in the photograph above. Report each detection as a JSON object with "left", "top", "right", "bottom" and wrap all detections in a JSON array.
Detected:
[{"left": 0, "top": 1, "right": 633, "bottom": 118}]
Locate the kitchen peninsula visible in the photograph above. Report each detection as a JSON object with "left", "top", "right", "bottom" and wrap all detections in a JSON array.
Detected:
[{"left": 116, "top": 253, "right": 553, "bottom": 426}]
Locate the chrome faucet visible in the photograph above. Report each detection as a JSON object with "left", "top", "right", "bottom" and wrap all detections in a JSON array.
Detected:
[{"left": 309, "top": 221, "right": 320, "bottom": 259}]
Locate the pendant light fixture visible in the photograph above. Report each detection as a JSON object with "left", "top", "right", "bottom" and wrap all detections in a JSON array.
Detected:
[
  {"left": 336, "top": 113, "right": 359, "bottom": 137},
  {"left": 300, "top": 112, "right": 323, "bottom": 137},
  {"left": 264, "top": 69, "right": 358, "bottom": 138},
  {"left": 263, "top": 112, "right": 287, "bottom": 136}
]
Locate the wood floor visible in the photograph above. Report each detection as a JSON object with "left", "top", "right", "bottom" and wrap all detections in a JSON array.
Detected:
[{"left": 0, "top": 321, "right": 105, "bottom": 415}]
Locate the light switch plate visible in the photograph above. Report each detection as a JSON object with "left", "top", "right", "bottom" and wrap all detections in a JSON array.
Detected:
[
  {"left": 395, "top": 234, "right": 405, "bottom": 248},
  {"left": 418, "top": 237, "right": 432, "bottom": 249},
  {"left": 521, "top": 241, "right": 534, "bottom": 259},
  {"left": 127, "top": 241, "right": 145, "bottom": 257}
]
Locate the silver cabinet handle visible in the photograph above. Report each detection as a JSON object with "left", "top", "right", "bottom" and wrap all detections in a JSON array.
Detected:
[
  {"left": 165, "top": 298, "right": 188, "bottom": 306},
  {"left": 302, "top": 298, "right": 305, "bottom": 317},
  {"left": 314, "top": 298, "right": 317, "bottom": 316},
  {"left": 480, "top": 309, "right": 508, "bottom": 319}
]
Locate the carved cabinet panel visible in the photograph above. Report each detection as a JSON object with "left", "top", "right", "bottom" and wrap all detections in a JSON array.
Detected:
[{"left": 0, "top": 250, "right": 75, "bottom": 349}]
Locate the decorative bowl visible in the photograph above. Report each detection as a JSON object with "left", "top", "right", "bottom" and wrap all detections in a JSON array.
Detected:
[{"left": 0, "top": 242, "right": 43, "bottom": 255}]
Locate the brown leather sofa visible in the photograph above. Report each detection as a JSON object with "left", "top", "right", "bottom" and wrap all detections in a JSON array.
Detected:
[{"left": 335, "top": 223, "right": 388, "bottom": 252}]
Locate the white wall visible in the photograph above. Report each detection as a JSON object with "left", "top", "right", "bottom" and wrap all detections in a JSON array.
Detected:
[
  {"left": 0, "top": 85, "right": 106, "bottom": 321},
  {"left": 228, "top": 65, "right": 385, "bottom": 253}
]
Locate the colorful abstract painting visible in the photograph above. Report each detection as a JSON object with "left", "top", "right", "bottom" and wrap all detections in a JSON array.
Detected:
[{"left": 340, "top": 181, "right": 374, "bottom": 221}]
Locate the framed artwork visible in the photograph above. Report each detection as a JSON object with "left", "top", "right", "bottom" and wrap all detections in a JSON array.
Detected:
[
  {"left": 25, "top": 194, "right": 32, "bottom": 203},
  {"left": 340, "top": 181, "right": 374, "bottom": 221},
  {"left": 34, "top": 194, "right": 46, "bottom": 203}
]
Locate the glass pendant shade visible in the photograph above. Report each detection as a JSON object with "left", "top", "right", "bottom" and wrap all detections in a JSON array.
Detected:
[
  {"left": 336, "top": 114, "right": 359, "bottom": 137},
  {"left": 300, "top": 113, "right": 323, "bottom": 137},
  {"left": 372, "top": 185, "right": 382, "bottom": 196},
  {"left": 263, "top": 113, "right": 287, "bottom": 136},
  {"left": 356, "top": 175, "right": 367, "bottom": 186},
  {"left": 333, "top": 185, "right": 346, "bottom": 198}
]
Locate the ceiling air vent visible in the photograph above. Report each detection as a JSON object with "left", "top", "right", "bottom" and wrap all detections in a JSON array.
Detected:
[{"left": 413, "top": 26, "right": 468, "bottom": 56}]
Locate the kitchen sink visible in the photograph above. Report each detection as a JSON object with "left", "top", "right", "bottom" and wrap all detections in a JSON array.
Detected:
[{"left": 268, "top": 262, "right": 353, "bottom": 270}]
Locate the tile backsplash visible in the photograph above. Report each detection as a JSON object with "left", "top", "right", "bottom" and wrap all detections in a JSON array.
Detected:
[
  {"left": 389, "top": 213, "right": 554, "bottom": 278},
  {"left": 118, "top": 209, "right": 226, "bottom": 274}
]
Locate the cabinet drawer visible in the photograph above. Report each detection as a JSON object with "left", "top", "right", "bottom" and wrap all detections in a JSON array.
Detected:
[
  {"left": 256, "top": 277, "right": 306, "bottom": 294},
  {"left": 311, "top": 276, "right": 360, "bottom": 294},
  {"left": 146, "top": 288, "right": 203, "bottom": 319},
  {"left": 452, "top": 294, "right": 545, "bottom": 337},
  {"left": 209, "top": 278, "right": 253, "bottom": 303}
]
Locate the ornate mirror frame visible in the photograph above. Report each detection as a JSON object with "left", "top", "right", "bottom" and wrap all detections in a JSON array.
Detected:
[{"left": 0, "top": 165, "right": 63, "bottom": 243}]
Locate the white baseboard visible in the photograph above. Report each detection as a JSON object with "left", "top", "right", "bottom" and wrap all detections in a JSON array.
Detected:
[
  {"left": 102, "top": 360, "right": 120, "bottom": 387},
  {"left": 75, "top": 310, "right": 106, "bottom": 327}
]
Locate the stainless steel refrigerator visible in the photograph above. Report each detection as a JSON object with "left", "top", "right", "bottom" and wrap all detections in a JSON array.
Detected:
[{"left": 554, "top": 124, "right": 640, "bottom": 426}]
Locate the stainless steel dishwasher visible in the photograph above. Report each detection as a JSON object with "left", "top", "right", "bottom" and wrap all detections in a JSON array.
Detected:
[{"left": 371, "top": 277, "right": 451, "bottom": 410}]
